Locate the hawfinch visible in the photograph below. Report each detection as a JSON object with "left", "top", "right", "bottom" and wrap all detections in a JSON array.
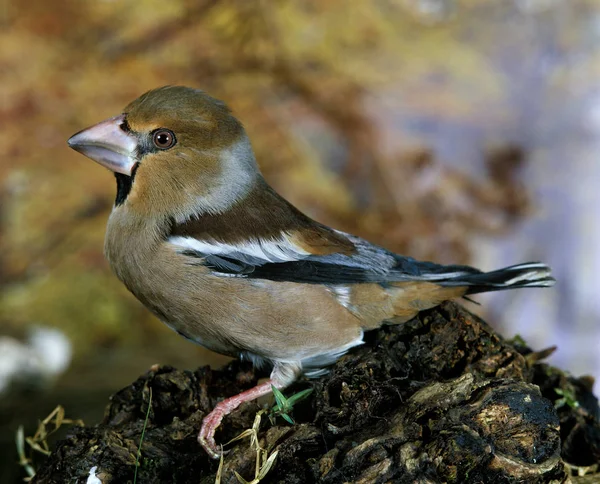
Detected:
[{"left": 68, "top": 86, "right": 555, "bottom": 459}]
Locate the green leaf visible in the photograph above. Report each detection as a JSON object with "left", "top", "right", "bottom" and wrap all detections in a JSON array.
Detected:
[
  {"left": 282, "top": 414, "right": 294, "bottom": 425},
  {"left": 271, "top": 385, "right": 287, "bottom": 410},
  {"left": 286, "top": 388, "right": 313, "bottom": 406},
  {"left": 134, "top": 387, "right": 152, "bottom": 484},
  {"left": 554, "top": 387, "right": 580, "bottom": 409}
]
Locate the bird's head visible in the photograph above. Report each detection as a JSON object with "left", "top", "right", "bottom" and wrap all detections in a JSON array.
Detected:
[{"left": 68, "top": 86, "right": 260, "bottom": 221}]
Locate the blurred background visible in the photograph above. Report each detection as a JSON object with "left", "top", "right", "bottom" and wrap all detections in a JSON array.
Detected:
[{"left": 2, "top": 0, "right": 599, "bottom": 481}]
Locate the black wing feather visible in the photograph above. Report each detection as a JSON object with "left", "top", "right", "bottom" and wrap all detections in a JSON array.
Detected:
[{"left": 179, "top": 238, "right": 481, "bottom": 285}]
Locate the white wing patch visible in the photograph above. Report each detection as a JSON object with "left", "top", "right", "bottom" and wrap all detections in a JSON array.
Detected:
[
  {"left": 329, "top": 285, "right": 353, "bottom": 309},
  {"left": 168, "top": 233, "right": 311, "bottom": 263}
]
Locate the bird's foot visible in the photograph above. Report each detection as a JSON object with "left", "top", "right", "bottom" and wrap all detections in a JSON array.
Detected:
[{"left": 198, "top": 379, "right": 280, "bottom": 459}]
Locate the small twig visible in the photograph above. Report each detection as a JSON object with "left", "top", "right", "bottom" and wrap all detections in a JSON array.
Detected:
[
  {"left": 225, "top": 410, "right": 279, "bottom": 483},
  {"left": 16, "top": 406, "right": 84, "bottom": 481},
  {"left": 15, "top": 426, "right": 36, "bottom": 480}
]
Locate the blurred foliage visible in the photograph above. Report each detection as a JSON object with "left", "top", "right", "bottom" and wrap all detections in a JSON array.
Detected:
[
  {"left": 2, "top": 0, "right": 600, "bottom": 480},
  {"left": 0, "top": 0, "right": 551, "bottom": 348}
]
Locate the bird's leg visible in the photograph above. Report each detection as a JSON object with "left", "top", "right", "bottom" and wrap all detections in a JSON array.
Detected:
[
  {"left": 198, "top": 362, "right": 299, "bottom": 459},
  {"left": 198, "top": 379, "right": 280, "bottom": 459}
]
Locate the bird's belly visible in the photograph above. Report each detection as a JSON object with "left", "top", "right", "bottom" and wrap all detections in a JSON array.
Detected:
[
  {"left": 130, "top": 278, "right": 242, "bottom": 357},
  {"left": 120, "top": 256, "right": 364, "bottom": 363}
]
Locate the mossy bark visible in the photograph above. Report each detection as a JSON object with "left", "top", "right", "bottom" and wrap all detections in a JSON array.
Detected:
[{"left": 33, "top": 302, "right": 600, "bottom": 483}]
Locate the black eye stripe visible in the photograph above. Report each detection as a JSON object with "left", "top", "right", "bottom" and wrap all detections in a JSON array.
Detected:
[{"left": 119, "top": 118, "right": 132, "bottom": 133}]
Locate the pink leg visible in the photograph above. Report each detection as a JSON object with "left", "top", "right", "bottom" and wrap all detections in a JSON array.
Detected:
[
  {"left": 198, "top": 379, "right": 283, "bottom": 459},
  {"left": 199, "top": 361, "right": 301, "bottom": 459}
]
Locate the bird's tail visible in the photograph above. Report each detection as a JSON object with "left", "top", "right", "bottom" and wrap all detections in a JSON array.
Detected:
[{"left": 437, "top": 262, "right": 555, "bottom": 295}]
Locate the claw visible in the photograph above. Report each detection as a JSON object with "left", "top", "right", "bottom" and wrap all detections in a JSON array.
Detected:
[{"left": 198, "top": 434, "right": 223, "bottom": 460}]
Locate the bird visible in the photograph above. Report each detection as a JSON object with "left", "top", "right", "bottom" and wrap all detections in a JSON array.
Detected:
[{"left": 67, "top": 86, "right": 555, "bottom": 459}]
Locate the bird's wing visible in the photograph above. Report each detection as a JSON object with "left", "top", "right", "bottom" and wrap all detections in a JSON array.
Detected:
[{"left": 168, "top": 229, "right": 482, "bottom": 285}]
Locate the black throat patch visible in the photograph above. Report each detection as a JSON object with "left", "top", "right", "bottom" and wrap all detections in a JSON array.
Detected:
[{"left": 114, "top": 163, "right": 139, "bottom": 206}]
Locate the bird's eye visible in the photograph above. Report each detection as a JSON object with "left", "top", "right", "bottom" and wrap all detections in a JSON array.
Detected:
[{"left": 152, "top": 129, "right": 176, "bottom": 150}]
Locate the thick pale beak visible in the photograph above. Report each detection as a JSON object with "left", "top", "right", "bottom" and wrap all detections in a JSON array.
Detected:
[{"left": 68, "top": 114, "right": 138, "bottom": 176}]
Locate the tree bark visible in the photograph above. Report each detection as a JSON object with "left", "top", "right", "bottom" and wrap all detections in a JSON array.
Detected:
[{"left": 33, "top": 302, "right": 600, "bottom": 483}]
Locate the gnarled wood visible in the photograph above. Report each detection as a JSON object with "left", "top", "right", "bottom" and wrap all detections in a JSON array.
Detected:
[{"left": 33, "top": 303, "right": 600, "bottom": 483}]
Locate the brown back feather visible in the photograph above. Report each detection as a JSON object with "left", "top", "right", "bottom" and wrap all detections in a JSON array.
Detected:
[{"left": 170, "top": 178, "right": 356, "bottom": 256}]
